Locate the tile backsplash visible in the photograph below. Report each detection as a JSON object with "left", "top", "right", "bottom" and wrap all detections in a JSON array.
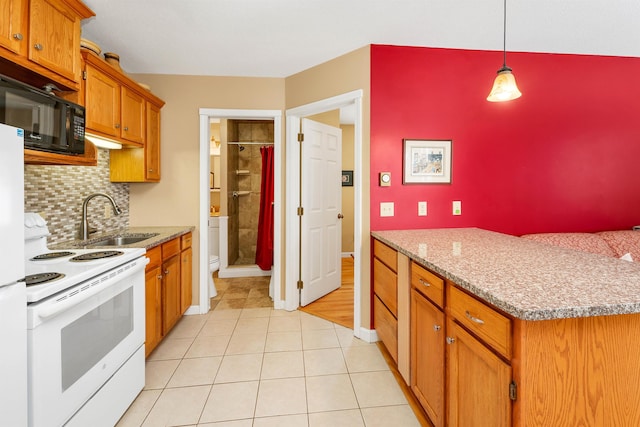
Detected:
[{"left": 24, "top": 149, "right": 130, "bottom": 245}]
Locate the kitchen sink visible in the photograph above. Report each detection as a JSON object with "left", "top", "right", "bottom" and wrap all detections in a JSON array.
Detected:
[{"left": 86, "top": 233, "right": 159, "bottom": 247}]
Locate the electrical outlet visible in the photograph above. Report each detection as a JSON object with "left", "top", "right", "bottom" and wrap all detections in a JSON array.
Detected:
[
  {"left": 104, "top": 204, "right": 112, "bottom": 219},
  {"left": 380, "top": 202, "right": 394, "bottom": 217},
  {"left": 418, "top": 201, "right": 427, "bottom": 216},
  {"left": 453, "top": 200, "right": 462, "bottom": 216}
]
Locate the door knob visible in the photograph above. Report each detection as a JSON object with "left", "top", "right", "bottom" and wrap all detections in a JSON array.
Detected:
[{"left": 337, "top": 213, "right": 344, "bottom": 219}]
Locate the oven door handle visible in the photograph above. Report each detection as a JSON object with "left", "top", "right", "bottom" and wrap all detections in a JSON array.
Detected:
[{"left": 36, "top": 257, "right": 149, "bottom": 320}]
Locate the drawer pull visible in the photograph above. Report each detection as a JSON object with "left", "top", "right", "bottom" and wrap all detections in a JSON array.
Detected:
[
  {"left": 419, "top": 278, "right": 430, "bottom": 287},
  {"left": 446, "top": 337, "right": 455, "bottom": 345},
  {"left": 465, "top": 310, "right": 485, "bottom": 325},
  {"left": 433, "top": 324, "right": 441, "bottom": 332}
]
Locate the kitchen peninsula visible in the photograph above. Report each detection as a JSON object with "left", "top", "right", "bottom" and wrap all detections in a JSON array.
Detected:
[{"left": 372, "top": 228, "right": 640, "bottom": 427}]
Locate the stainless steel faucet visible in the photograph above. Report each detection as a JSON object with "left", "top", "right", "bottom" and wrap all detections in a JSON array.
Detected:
[{"left": 80, "top": 193, "right": 122, "bottom": 240}]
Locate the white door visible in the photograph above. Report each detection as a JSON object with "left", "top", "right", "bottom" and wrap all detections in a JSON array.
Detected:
[{"left": 300, "top": 118, "right": 342, "bottom": 306}]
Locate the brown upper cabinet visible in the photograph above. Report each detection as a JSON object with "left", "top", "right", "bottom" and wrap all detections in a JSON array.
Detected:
[
  {"left": 0, "top": 0, "right": 94, "bottom": 90},
  {"left": 82, "top": 50, "right": 164, "bottom": 181},
  {"left": 83, "top": 51, "right": 150, "bottom": 147}
]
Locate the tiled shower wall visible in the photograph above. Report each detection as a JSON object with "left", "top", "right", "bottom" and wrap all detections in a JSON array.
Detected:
[
  {"left": 24, "top": 149, "right": 129, "bottom": 245},
  {"left": 227, "top": 120, "right": 273, "bottom": 265}
]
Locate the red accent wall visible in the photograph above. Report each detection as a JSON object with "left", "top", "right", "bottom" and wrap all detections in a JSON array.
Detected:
[{"left": 370, "top": 45, "right": 640, "bottom": 235}]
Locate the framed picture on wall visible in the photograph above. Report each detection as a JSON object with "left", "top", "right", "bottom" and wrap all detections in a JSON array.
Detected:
[
  {"left": 403, "top": 139, "right": 452, "bottom": 184},
  {"left": 342, "top": 170, "right": 353, "bottom": 187}
]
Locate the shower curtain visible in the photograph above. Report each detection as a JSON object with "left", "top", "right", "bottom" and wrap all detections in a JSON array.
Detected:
[{"left": 256, "top": 145, "right": 274, "bottom": 270}]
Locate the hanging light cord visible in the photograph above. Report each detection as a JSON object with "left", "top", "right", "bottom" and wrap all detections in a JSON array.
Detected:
[{"left": 501, "top": 0, "right": 509, "bottom": 71}]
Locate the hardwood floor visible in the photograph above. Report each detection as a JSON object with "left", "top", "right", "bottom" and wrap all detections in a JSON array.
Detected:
[{"left": 299, "top": 256, "right": 354, "bottom": 329}]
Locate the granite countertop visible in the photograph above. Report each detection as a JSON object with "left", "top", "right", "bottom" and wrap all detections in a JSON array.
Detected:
[
  {"left": 372, "top": 228, "right": 640, "bottom": 321},
  {"left": 53, "top": 226, "right": 195, "bottom": 251}
]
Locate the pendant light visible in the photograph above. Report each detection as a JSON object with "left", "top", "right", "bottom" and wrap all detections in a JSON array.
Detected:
[{"left": 487, "top": 0, "right": 522, "bottom": 102}]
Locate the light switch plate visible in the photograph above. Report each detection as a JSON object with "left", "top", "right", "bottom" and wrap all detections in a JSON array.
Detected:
[
  {"left": 379, "top": 172, "right": 391, "bottom": 187},
  {"left": 380, "top": 202, "right": 394, "bottom": 217}
]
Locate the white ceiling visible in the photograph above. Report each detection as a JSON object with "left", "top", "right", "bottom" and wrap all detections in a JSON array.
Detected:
[{"left": 80, "top": 0, "right": 640, "bottom": 78}]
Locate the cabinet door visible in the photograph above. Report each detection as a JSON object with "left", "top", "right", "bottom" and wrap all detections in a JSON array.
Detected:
[
  {"left": 411, "top": 289, "right": 445, "bottom": 427},
  {"left": 85, "top": 63, "right": 121, "bottom": 138},
  {"left": 161, "top": 254, "right": 181, "bottom": 334},
  {"left": 28, "top": 0, "right": 80, "bottom": 82},
  {"left": 120, "top": 86, "right": 145, "bottom": 145},
  {"left": 446, "top": 319, "right": 511, "bottom": 427},
  {"left": 145, "top": 265, "right": 162, "bottom": 357},
  {"left": 145, "top": 102, "right": 161, "bottom": 181},
  {"left": 0, "top": 0, "right": 26, "bottom": 55},
  {"left": 180, "top": 246, "right": 192, "bottom": 314}
]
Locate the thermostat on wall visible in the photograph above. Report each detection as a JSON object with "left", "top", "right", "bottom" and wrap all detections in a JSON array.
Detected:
[{"left": 379, "top": 172, "right": 391, "bottom": 187}]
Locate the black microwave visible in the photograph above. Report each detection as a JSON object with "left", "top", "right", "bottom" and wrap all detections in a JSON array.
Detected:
[{"left": 0, "top": 74, "right": 85, "bottom": 155}]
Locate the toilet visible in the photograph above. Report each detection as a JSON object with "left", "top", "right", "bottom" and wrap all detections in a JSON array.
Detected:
[{"left": 208, "top": 217, "right": 220, "bottom": 298}]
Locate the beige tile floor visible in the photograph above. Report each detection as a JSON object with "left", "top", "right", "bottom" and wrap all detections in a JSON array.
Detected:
[{"left": 116, "top": 282, "right": 421, "bottom": 426}]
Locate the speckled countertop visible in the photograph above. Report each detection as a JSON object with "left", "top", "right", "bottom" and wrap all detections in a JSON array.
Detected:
[
  {"left": 52, "top": 226, "right": 195, "bottom": 251},
  {"left": 372, "top": 228, "right": 640, "bottom": 321}
]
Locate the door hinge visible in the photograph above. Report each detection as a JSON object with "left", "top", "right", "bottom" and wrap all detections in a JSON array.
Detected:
[
  {"left": 297, "top": 207, "right": 304, "bottom": 216},
  {"left": 82, "top": 70, "right": 87, "bottom": 80},
  {"left": 297, "top": 280, "right": 304, "bottom": 289},
  {"left": 297, "top": 132, "right": 304, "bottom": 142},
  {"left": 509, "top": 381, "right": 517, "bottom": 401}
]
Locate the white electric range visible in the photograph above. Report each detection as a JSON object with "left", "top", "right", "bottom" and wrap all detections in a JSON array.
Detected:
[{"left": 24, "top": 213, "right": 148, "bottom": 427}]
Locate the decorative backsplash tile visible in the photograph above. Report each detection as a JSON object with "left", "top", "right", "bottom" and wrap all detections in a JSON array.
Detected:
[{"left": 24, "top": 149, "right": 130, "bottom": 245}]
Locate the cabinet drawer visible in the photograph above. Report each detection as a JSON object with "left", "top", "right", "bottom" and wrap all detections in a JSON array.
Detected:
[
  {"left": 374, "top": 295, "right": 398, "bottom": 363},
  {"left": 373, "top": 257, "right": 397, "bottom": 317},
  {"left": 448, "top": 284, "right": 512, "bottom": 358},
  {"left": 161, "top": 238, "right": 180, "bottom": 259},
  {"left": 411, "top": 262, "right": 444, "bottom": 309},
  {"left": 146, "top": 245, "right": 162, "bottom": 269},
  {"left": 374, "top": 239, "right": 397, "bottom": 272},
  {"left": 181, "top": 232, "right": 192, "bottom": 250}
]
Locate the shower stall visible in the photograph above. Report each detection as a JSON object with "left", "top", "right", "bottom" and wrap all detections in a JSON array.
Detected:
[{"left": 218, "top": 119, "right": 274, "bottom": 278}]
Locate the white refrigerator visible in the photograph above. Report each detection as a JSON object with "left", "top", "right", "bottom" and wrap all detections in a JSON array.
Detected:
[{"left": 0, "top": 123, "right": 27, "bottom": 426}]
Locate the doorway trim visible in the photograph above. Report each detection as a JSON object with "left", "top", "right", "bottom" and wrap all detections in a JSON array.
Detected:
[
  {"left": 198, "top": 109, "right": 283, "bottom": 313},
  {"left": 285, "top": 90, "right": 364, "bottom": 338}
]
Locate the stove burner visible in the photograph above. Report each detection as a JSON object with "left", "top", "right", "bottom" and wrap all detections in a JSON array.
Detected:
[
  {"left": 70, "top": 251, "right": 124, "bottom": 262},
  {"left": 30, "top": 251, "right": 75, "bottom": 261},
  {"left": 22, "top": 272, "right": 65, "bottom": 286}
]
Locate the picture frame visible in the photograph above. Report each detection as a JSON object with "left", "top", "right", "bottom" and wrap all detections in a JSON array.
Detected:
[
  {"left": 341, "top": 170, "right": 353, "bottom": 187},
  {"left": 403, "top": 139, "right": 452, "bottom": 184}
]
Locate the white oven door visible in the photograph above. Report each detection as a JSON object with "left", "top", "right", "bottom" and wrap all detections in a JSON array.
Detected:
[{"left": 27, "top": 259, "right": 146, "bottom": 427}]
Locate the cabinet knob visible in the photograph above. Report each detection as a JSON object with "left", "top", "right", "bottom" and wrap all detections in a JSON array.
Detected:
[
  {"left": 148, "top": 169, "right": 153, "bottom": 172},
  {"left": 164, "top": 269, "right": 169, "bottom": 275},
  {"left": 446, "top": 337, "right": 456, "bottom": 345},
  {"left": 433, "top": 324, "right": 441, "bottom": 332},
  {"left": 124, "top": 126, "right": 129, "bottom": 131},
  {"left": 465, "top": 310, "right": 485, "bottom": 325},
  {"left": 157, "top": 274, "right": 163, "bottom": 280},
  {"left": 419, "top": 278, "right": 430, "bottom": 287},
  {"left": 13, "top": 33, "right": 23, "bottom": 41},
  {"left": 115, "top": 124, "right": 121, "bottom": 129},
  {"left": 34, "top": 43, "right": 43, "bottom": 51}
]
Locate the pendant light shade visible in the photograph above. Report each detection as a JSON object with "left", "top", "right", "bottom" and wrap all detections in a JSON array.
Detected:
[
  {"left": 487, "top": 66, "right": 522, "bottom": 102},
  {"left": 487, "top": 0, "right": 521, "bottom": 102}
]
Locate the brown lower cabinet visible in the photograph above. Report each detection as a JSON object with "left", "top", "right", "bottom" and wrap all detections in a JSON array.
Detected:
[
  {"left": 410, "top": 288, "right": 445, "bottom": 427},
  {"left": 144, "top": 232, "right": 193, "bottom": 357}
]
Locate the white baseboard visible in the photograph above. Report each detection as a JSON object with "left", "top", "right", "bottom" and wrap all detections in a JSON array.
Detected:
[
  {"left": 357, "top": 327, "right": 379, "bottom": 343},
  {"left": 184, "top": 305, "right": 203, "bottom": 316}
]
